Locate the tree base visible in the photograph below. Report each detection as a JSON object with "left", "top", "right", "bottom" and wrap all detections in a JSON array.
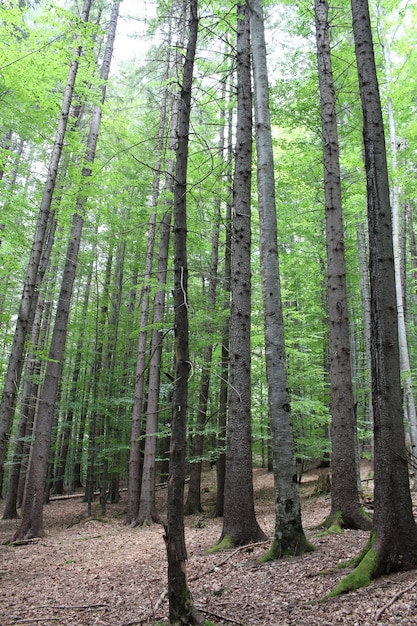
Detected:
[
  {"left": 208, "top": 535, "right": 233, "bottom": 553},
  {"left": 260, "top": 532, "right": 314, "bottom": 562},
  {"left": 327, "top": 532, "right": 378, "bottom": 597},
  {"left": 316, "top": 508, "right": 372, "bottom": 534}
]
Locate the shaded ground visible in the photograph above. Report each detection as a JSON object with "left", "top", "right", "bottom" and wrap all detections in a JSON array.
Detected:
[{"left": 1, "top": 466, "right": 417, "bottom": 625}]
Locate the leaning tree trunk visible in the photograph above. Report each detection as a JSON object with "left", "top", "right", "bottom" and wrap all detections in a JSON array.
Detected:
[
  {"left": 13, "top": 0, "right": 120, "bottom": 540},
  {"left": 163, "top": 1, "right": 203, "bottom": 624},
  {"left": 330, "top": 0, "right": 417, "bottom": 593},
  {"left": 0, "top": 0, "right": 92, "bottom": 491},
  {"left": 216, "top": 3, "right": 267, "bottom": 549},
  {"left": 314, "top": 0, "right": 371, "bottom": 531},
  {"left": 249, "top": 0, "right": 314, "bottom": 558}
]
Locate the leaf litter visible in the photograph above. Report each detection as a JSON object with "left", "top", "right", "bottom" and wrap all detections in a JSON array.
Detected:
[{"left": 1, "top": 466, "right": 417, "bottom": 626}]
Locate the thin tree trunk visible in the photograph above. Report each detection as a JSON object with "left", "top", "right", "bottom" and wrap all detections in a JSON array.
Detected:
[
  {"left": 163, "top": 1, "right": 203, "bottom": 623},
  {"left": 358, "top": 222, "right": 373, "bottom": 458},
  {"left": 85, "top": 249, "right": 113, "bottom": 513},
  {"left": 0, "top": 0, "right": 92, "bottom": 490},
  {"left": 133, "top": 5, "right": 187, "bottom": 527},
  {"left": 214, "top": 70, "right": 234, "bottom": 519},
  {"left": 126, "top": 21, "right": 175, "bottom": 526},
  {"left": 314, "top": 0, "right": 370, "bottom": 530},
  {"left": 250, "top": 0, "right": 314, "bottom": 558},
  {"left": 185, "top": 80, "right": 226, "bottom": 514}
]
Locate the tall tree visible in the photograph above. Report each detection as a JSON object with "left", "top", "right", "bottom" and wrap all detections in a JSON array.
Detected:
[
  {"left": 249, "top": 0, "right": 313, "bottom": 558},
  {"left": 314, "top": 0, "right": 371, "bottom": 531},
  {"left": 376, "top": 7, "right": 417, "bottom": 460},
  {"left": 13, "top": 0, "right": 120, "bottom": 540},
  {"left": 214, "top": 3, "right": 267, "bottom": 549},
  {"left": 0, "top": 0, "right": 93, "bottom": 491},
  {"left": 330, "top": 0, "right": 417, "bottom": 593},
  {"left": 162, "top": 0, "right": 203, "bottom": 623}
]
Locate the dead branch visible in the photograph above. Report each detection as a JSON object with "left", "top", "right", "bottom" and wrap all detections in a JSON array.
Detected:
[
  {"left": 35, "top": 603, "right": 107, "bottom": 610},
  {"left": 375, "top": 580, "right": 417, "bottom": 621},
  {"left": 4, "top": 538, "right": 40, "bottom": 547},
  {"left": 195, "top": 604, "right": 244, "bottom": 625},
  {"left": 153, "top": 588, "right": 168, "bottom": 612},
  {"left": 16, "top": 619, "right": 60, "bottom": 624}
]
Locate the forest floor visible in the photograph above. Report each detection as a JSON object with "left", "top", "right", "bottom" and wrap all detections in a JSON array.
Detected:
[{"left": 1, "top": 464, "right": 417, "bottom": 626}]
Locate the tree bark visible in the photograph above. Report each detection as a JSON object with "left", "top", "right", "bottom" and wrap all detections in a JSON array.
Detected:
[
  {"left": 163, "top": 1, "right": 203, "bottom": 623},
  {"left": 217, "top": 3, "right": 267, "bottom": 548},
  {"left": 249, "top": 0, "right": 314, "bottom": 558},
  {"left": 376, "top": 8, "right": 417, "bottom": 461},
  {"left": 330, "top": 0, "right": 417, "bottom": 593},
  {"left": 314, "top": 0, "right": 370, "bottom": 531}
]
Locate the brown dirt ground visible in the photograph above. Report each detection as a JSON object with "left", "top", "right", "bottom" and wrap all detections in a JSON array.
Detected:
[{"left": 1, "top": 466, "right": 417, "bottom": 626}]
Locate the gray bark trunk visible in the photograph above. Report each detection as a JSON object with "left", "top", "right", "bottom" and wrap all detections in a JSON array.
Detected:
[{"left": 250, "top": 0, "right": 313, "bottom": 556}]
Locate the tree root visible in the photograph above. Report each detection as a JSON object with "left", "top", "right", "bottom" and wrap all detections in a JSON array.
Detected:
[{"left": 327, "top": 532, "right": 378, "bottom": 597}]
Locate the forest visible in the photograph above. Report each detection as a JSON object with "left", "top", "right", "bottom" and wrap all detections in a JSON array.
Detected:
[{"left": 1, "top": 0, "right": 417, "bottom": 624}]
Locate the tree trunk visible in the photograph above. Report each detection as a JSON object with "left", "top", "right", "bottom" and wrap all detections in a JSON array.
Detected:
[
  {"left": 0, "top": 0, "right": 92, "bottom": 490},
  {"left": 2, "top": 299, "right": 46, "bottom": 518},
  {"left": 314, "top": 0, "right": 371, "bottom": 531},
  {"left": 13, "top": 0, "right": 120, "bottom": 540},
  {"left": 163, "top": 1, "right": 203, "bottom": 623},
  {"left": 216, "top": 3, "right": 267, "bottom": 549},
  {"left": 331, "top": 0, "right": 417, "bottom": 593},
  {"left": 185, "top": 124, "right": 223, "bottom": 515},
  {"left": 250, "top": 0, "right": 314, "bottom": 558},
  {"left": 376, "top": 9, "right": 417, "bottom": 461},
  {"left": 52, "top": 263, "right": 93, "bottom": 495},
  {"left": 358, "top": 222, "right": 373, "bottom": 458},
  {"left": 129, "top": 11, "right": 183, "bottom": 527},
  {"left": 214, "top": 72, "right": 234, "bottom": 519}
]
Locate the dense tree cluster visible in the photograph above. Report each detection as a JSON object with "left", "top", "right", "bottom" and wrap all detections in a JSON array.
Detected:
[{"left": 1, "top": 0, "right": 417, "bottom": 621}]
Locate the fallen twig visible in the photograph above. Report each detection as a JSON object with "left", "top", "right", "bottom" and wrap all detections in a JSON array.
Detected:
[
  {"left": 153, "top": 588, "right": 168, "bottom": 612},
  {"left": 15, "top": 619, "right": 61, "bottom": 624},
  {"left": 195, "top": 604, "right": 244, "bottom": 625},
  {"left": 35, "top": 603, "right": 107, "bottom": 611},
  {"left": 375, "top": 579, "right": 417, "bottom": 621},
  {"left": 4, "top": 538, "right": 40, "bottom": 547}
]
